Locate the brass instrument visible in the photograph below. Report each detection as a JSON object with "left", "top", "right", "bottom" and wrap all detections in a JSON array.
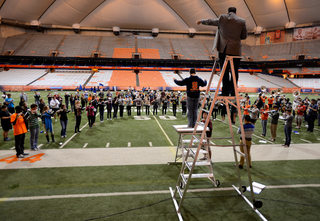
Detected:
[
  {"left": 277, "top": 88, "right": 283, "bottom": 95},
  {"left": 293, "top": 90, "right": 300, "bottom": 98}
]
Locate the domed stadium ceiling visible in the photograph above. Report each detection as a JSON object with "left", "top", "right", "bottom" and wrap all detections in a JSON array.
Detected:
[{"left": 0, "top": 0, "right": 319, "bottom": 33}]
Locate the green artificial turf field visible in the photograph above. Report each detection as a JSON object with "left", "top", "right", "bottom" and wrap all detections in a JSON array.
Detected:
[{"left": 0, "top": 90, "right": 319, "bottom": 220}]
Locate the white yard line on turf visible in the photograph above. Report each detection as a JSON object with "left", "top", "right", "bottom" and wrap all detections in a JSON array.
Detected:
[
  {"left": 152, "top": 114, "right": 174, "bottom": 146},
  {"left": 300, "top": 139, "right": 312, "bottom": 143},
  {"left": 128, "top": 142, "right": 131, "bottom": 147},
  {"left": 37, "top": 144, "right": 43, "bottom": 148},
  {"left": 1, "top": 184, "right": 320, "bottom": 202},
  {"left": 83, "top": 143, "right": 88, "bottom": 148},
  {"left": 106, "top": 143, "right": 110, "bottom": 147},
  {"left": 59, "top": 122, "right": 88, "bottom": 149},
  {"left": 149, "top": 142, "right": 153, "bottom": 147},
  {"left": 10, "top": 146, "right": 15, "bottom": 150}
]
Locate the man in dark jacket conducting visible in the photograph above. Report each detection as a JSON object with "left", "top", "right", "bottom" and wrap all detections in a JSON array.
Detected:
[
  {"left": 174, "top": 68, "right": 207, "bottom": 128},
  {"left": 197, "top": 7, "right": 247, "bottom": 96}
]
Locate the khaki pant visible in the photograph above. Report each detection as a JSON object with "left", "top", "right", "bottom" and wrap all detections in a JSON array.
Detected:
[
  {"left": 239, "top": 140, "right": 252, "bottom": 167},
  {"left": 270, "top": 123, "right": 278, "bottom": 140}
]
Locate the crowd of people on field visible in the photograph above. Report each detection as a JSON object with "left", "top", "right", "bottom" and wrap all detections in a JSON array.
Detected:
[{"left": 0, "top": 87, "right": 319, "bottom": 158}]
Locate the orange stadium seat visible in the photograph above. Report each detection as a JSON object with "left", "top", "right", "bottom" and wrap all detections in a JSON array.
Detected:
[
  {"left": 139, "top": 71, "right": 168, "bottom": 87},
  {"left": 108, "top": 70, "right": 136, "bottom": 87}
]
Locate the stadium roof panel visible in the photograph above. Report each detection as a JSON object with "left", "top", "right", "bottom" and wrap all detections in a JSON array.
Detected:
[{"left": 0, "top": 0, "right": 319, "bottom": 32}]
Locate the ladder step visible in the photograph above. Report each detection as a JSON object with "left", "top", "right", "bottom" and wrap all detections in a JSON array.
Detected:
[
  {"left": 176, "top": 186, "right": 183, "bottom": 199},
  {"left": 186, "top": 161, "right": 211, "bottom": 167},
  {"left": 201, "top": 108, "right": 209, "bottom": 113},
  {"left": 234, "top": 148, "right": 246, "bottom": 157},
  {"left": 183, "top": 173, "right": 214, "bottom": 179},
  {"left": 180, "top": 173, "right": 187, "bottom": 185},
  {"left": 184, "top": 149, "right": 208, "bottom": 157},
  {"left": 196, "top": 121, "right": 205, "bottom": 126},
  {"left": 182, "top": 139, "right": 199, "bottom": 144}
]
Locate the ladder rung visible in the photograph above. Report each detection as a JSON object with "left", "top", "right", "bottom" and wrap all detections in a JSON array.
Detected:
[
  {"left": 186, "top": 161, "right": 211, "bottom": 167},
  {"left": 182, "top": 139, "right": 199, "bottom": 144},
  {"left": 210, "top": 137, "right": 232, "bottom": 140},
  {"left": 180, "top": 173, "right": 187, "bottom": 185},
  {"left": 184, "top": 149, "right": 208, "bottom": 157},
  {"left": 196, "top": 121, "right": 205, "bottom": 126},
  {"left": 183, "top": 173, "right": 214, "bottom": 179},
  {"left": 201, "top": 108, "right": 209, "bottom": 113},
  {"left": 234, "top": 148, "right": 245, "bottom": 157},
  {"left": 192, "top": 135, "right": 200, "bottom": 141},
  {"left": 176, "top": 186, "right": 183, "bottom": 199}
]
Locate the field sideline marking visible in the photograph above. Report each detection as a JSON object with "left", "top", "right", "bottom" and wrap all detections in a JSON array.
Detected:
[
  {"left": 152, "top": 114, "right": 174, "bottom": 146},
  {"left": 59, "top": 122, "right": 88, "bottom": 149},
  {"left": 83, "top": 143, "right": 88, "bottom": 148},
  {"left": 1, "top": 184, "right": 320, "bottom": 202}
]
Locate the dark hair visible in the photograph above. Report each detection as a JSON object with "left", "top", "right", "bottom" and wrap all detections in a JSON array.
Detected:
[
  {"left": 286, "top": 109, "right": 292, "bottom": 113},
  {"left": 228, "top": 7, "right": 237, "bottom": 13},
  {"left": 31, "top": 104, "right": 37, "bottom": 109},
  {"left": 189, "top": 68, "right": 196, "bottom": 74},
  {"left": 1, "top": 105, "right": 7, "bottom": 109},
  {"left": 15, "top": 106, "right": 23, "bottom": 112},
  {"left": 244, "top": 115, "right": 251, "bottom": 122}
]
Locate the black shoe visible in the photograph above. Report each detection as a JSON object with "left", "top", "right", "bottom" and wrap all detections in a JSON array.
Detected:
[
  {"left": 78, "top": 130, "right": 81, "bottom": 133},
  {"left": 239, "top": 165, "right": 243, "bottom": 169},
  {"left": 75, "top": 131, "right": 78, "bottom": 133},
  {"left": 22, "top": 153, "right": 29, "bottom": 155}
]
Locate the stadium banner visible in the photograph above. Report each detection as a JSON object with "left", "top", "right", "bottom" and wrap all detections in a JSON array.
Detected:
[
  {"left": 314, "top": 89, "right": 320, "bottom": 93},
  {"left": 260, "top": 30, "right": 286, "bottom": 44},
  {"left": 293, "top": 26, "right": 320, "bottom": 41},
  {"left": 301, "top": 88, "right": 313, "bottom": 93}
]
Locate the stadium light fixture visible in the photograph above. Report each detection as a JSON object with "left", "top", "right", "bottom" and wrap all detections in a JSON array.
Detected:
[
  {"left": 188, "top": 28, "right": 196, "bottom": 38},
  {"left": 113, "top": 26, "right": 120, "bottom": 36},
  {"left": 254, "top": 26, "right": 263, "bottom": 34},
  {"left": 31, "top": 20, "right": 41, "bottom": 32},
  {"left": 72, "top": 24, "right": 81, "bottom": 34},
  {"left": 152, "top": 28, "right": 159, "bottom": 37}
]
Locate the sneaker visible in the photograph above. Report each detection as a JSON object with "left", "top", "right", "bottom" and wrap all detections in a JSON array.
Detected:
[
  {"left": 18, "top": 154, "right": 25, "bottom": 158},
  {"left": 61, "top": 136, "right": 64, "bottom": 138},
  {"left": 4, "top": 138, "right": 11, "bottom": 141},
  {"left": 78, "top": 130, "right": 81, "bottom": 133},
  {"left": 22, "top": 153, "right": 29, "bottom": 155},
  {"left": 31, "top": 148, "right": 37, "bottom": 151},
  {"left": 261, "top": 134, "right": 265, "bottom": 137},
  {"left": 239, "top": 165, "right": 243, "bottom": 169},
  {"left": 64, "top": 135, "right": 67, "bottom": 138},
  {"left": 52, "top": 140, "right": 56, "bottom": 142}
]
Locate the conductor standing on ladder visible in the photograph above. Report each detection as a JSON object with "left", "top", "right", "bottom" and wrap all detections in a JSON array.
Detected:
[
  {"left": 196, "top": 7, "right": 247, "bottom": 96},
  {"left": 174, "top": 68, "right": 207, "bottom": 128}
]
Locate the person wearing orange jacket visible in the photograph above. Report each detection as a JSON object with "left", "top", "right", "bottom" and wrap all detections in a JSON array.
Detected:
[{"left": 260, "top": 104, "right": 269, "bottom": 137}]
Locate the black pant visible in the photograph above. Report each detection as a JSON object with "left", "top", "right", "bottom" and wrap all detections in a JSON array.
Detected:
[
  {"left": 113, "top": 105, "right": 118, "bottom": 118},
  {"left": 15, "top": 133, "right": 25, "bottom": 157},
  {"left": 172, "top": 104, "right": 177, "bottom": 116},
  {"left": 219, "top": 51, "right": 240, "bottom": 96},
  {"left": 145, "top": 105, "right": 150, "bottom": 115},
  {"left": 153, "top": 106, "right": 158, "bottom": 115},
  {"left": 212, "top": 109, "right": 218, "bottom": 119},
  {"left": 127, "top": 106, "right": 131, "bottom": 116},
  {"left": 107, "top": 109, "right": 112, "bottom": 119},
  {"left": 307, "top": 115, "right": 316, "bottom": 132},
  {"left": 182, "top": 105, "right": 186, "bottom": 115},
  {"left": 92, "top": 111, "right": 96, "bottom": 124},
  {"left": 75, "top": 116, "right": 81, "bottom": 132},
  {"left": 137, "top": 106, "right": 141, "bottom": 116},
  {"left": 162, "top": 107, "right": 167, "bottom": 115},
  {"left": 100, "top": 110, "right": 104, "bottom": 121},
  {"left": 119, "top": 105, "right": 124, "bottom": 117},
  {"left": 88, "top": 116, "right": 94, "bottom": 127}
]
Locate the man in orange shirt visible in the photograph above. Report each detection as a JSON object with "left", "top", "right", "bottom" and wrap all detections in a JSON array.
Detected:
[
  {"left": 260, "top": 104, "right": 269, "bottom": 137},
  {"left": 267, "top": 95, "right": 274, "bottom": 110},
  {"left": 10, "top": 106, "right": 29, "bottom": 158}
]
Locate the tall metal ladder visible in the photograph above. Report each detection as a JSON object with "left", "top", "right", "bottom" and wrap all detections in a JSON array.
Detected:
[{"left": 169, "top": 56, "right": 266, "bottom": 221}]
